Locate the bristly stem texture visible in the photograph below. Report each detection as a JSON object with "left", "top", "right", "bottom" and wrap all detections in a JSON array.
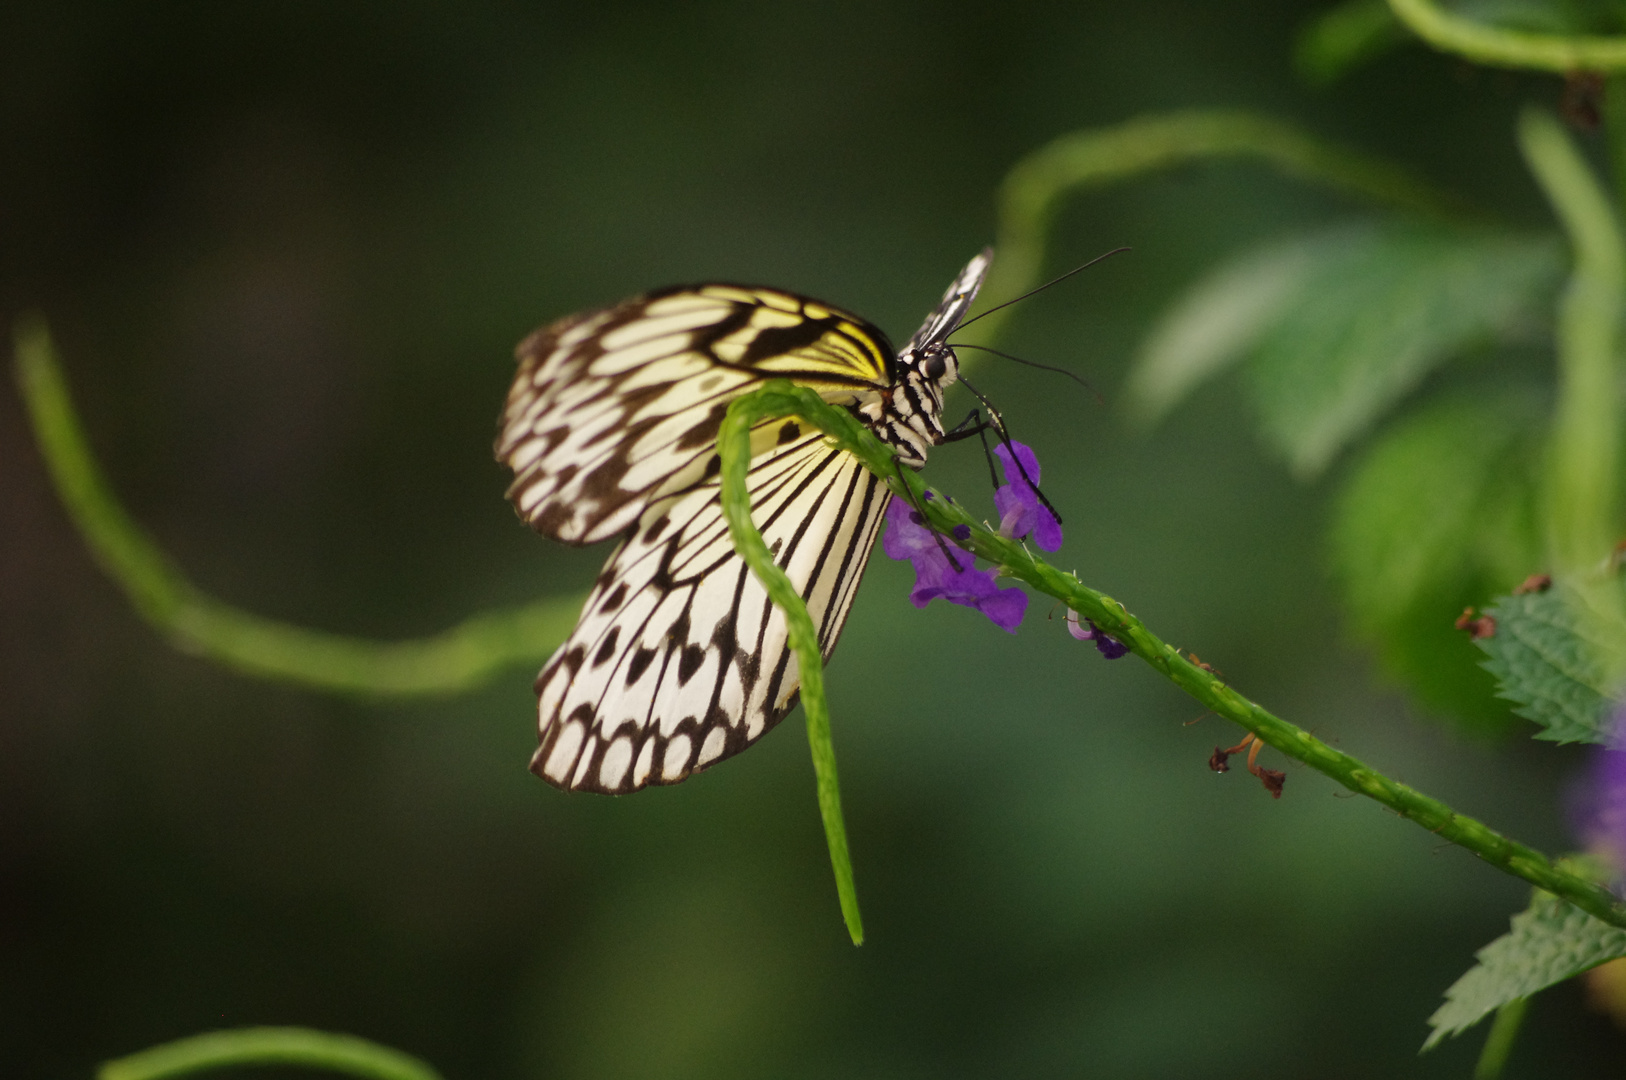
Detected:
[
  {"left": 1388, "top": 0, "right": 1626, "bottom": 72},
  {"left": 98, "top": 1027, "right": 443, "bottom": 1080},
  {"left": 11, "top": 317, "right": 583, "bottom": 696},
  {"left": 726, "top": 380, "right": 1626, "bottom": 933},
  {"left": 717, "top": 395, "right": 863, "bottom": 945}
]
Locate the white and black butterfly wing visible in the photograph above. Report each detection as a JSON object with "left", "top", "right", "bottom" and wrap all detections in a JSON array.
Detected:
[
  {"left": 531, "top": 425, "right": 891, "bottom": 792},
  {"left": 497, "top": 285, "right": 896, "bottom": 545},
  {"left": 502, "top": 255, "right": 992, "bottom": 794},
  {"left": 897, "top": 247, "right": 991, "bottom": 358}
]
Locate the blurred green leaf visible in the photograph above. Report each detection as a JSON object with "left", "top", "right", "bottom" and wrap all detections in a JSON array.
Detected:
[
  {"left": 1295, "top": 1, "right": 1409, "bottom": 85},
  {"left": 1330, "top": 390, "right": 1545, "bottom": 726},
  {"left": 1129, "top": 222, "right": 1561, "bottom": 477},
  {"left": 1480, "top": 582, "right": 1623, "bottom": 742},
  {"left": 1247, "top": 223, "right": 1560, "bottom": 477},
  {"left": 1126, "top": 229, "right": 1348, "bottom": 428},
  {"left": 1425, "top": 865, "right": 1626, "bottom": 1050}
]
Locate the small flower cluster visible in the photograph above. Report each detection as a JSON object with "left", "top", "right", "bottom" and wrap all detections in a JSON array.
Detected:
[
  {"left": 883, "top": 492, "right": 1028, "bottom": 632},
  {"left": 882, "top": 438, "right": 1124, "bottom": 657}
]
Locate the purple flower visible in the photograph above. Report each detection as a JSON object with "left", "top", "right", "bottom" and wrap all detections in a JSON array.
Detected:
[
  {"left": 1572, "top": 704, "right": 1626, "bottom": 872},
  {"left": 1066, "top": 609, "right": 1128, "bottom": 659},
  {"left": 993, "top": 441, "right": 1062, "bottom": 552},
  {"left": 883, "top": 496, "right": 1027, "bottom": 632}
]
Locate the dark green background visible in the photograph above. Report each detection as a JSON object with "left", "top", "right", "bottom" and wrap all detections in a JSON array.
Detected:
[{"left": 2, "top": 2, "right": 1619, "bottom": 1076}]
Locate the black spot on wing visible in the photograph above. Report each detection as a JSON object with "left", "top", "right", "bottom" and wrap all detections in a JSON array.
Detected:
[
  {"left": 675, "top": 402, "right": 731, "bottom": 450},
  {"left": 741, "top": 316, "right": 831, "bottom": 363},
  {"left": 626, "top": 646, "right": 657, "bottom": 685},
  {"left": 777, "top": 421, "right": 801, "bottom": 445},
  {"left": 593, "top": 628, "right": 620, "bottom": 668},
  {"left": 677, "top": 643, "right": 706, "bottom": 685},
  {"left": 600, "top": 582, "right": 628, "bottom": 612}
]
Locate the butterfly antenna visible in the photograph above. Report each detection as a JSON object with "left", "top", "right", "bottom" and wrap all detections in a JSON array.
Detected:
[
  {"left": 952, "top": 343, "right": 1105, "bottom": 406},
  {"left": 952, "top": 246, "right": 1130, "bottom": 334},
  {"left": 957, "top": 374, "right": 1064, "bottom": 525}
]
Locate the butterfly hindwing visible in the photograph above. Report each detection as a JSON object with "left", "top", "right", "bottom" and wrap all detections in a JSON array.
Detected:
[
  {"left": 501, "top": 252, "right": 992, "bottom": 794},
  {"left": 531, "top": 426, "right": 891, "bottom": 792},
  {"left": 497, "top": 285, "right": 896, "bottom": 545}
]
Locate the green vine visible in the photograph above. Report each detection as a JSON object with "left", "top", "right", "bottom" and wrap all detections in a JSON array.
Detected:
[
  {"left": 727, "top": 380, "right": 1626, "bottom": 933},
  {"left": 11, "top": 317, "right": 583, "bottom": 696},
  {"left": 980, "top": 109, "right": 1464, "bottom": 344},
  {"left": 717, "top": 394, "right": 863, "bottom": 946},
  {"left": 1388, "top": 0, "right": 1626, "bottom": 72},
  {"left": 98, "top": 1027, "right": 442, "bottom": 1080}
]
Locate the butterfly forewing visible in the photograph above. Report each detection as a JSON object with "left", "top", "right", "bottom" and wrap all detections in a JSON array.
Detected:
[
  {"left": 532, "top": 427, "right": 891, "bottom": 792},
  {"left": 501, "top": 253, "right": 990, "bottom": 794},
  {"left": 497, "top": 285, "right": 895, "bottom": 545}
]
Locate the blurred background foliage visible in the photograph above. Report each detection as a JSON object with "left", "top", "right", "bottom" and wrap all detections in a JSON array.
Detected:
[{"left": 4, "top": 0, "right": 1625, "bottom": 1076}]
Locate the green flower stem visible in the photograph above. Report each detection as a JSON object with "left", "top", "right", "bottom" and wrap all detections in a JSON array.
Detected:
[
  {"left": 981, "top": 109, "right": 1463, "bottom": 344},
  {"left": 1388, "top": 0, "right": 1626, "bottom": 72},
  {"left": 12, "top": 316, "right": 581, "bottom": 696},
  {"left": 1473, "top": 998, "right": 1527, "bottom": 1080},
  {"left": 717, "top": 395, "right": 863, "bottom": 945},
  {"left": 1516, "top": 110, "right": 1626, "bottom": 674},
  {"left": 98, "top": 1027, "right": 443, "bottom": 1080},
  {"left": 731, "top": 381, "right": 1626, "bottom": 932},
  {"left": 1519, "top": 109, "right": 1623, "bottom": 571}
]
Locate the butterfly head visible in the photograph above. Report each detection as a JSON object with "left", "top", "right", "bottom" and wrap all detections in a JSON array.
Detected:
[{"left": 869, "top": 251, "right": 989, "bottom": 466}]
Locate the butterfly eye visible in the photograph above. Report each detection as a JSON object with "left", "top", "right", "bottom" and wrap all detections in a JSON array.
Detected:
[{"left": 923, "top": 351, "right": 948, "bottom": 381}]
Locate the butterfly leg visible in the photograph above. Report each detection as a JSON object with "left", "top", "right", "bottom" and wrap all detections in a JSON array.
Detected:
[
  {"left": 940, "top": 408, "right": 1002, "bottom": 489},
  {"left": 945, "top": 376, "right": 1065, "bottom": 526}
]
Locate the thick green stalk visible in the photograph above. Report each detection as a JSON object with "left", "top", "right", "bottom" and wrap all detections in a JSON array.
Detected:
[
  {"left": 99, "top": 1027, "right": 442, "bottom": 1080},
  {"left": 1516, "top": 110, "right": 1626, "bottom": 682},
  {"left": 11, "top": 317, "right": 582, "bottom": 696},
  {"left": 1389, "top": 0, "right": 1626, "bottom": 72},
  {"left": 1518, "top": 110, "right": 1623, "bottom": 574},
  {"left": 1473, "top": 998, "right": 1527, "bottom": 1080},
  {"left": 731, "top": 381, "right": 1626, "bottom": 932},
  {"left": 717, "top": 395, "right": 863, "bottom": 945}
]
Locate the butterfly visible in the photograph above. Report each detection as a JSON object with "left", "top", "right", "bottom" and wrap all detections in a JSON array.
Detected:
[{"left": 496, "top": 250, "right": 990, "bottom": 793}]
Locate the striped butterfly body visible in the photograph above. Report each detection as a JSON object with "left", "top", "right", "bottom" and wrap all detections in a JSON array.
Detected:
[{"left": 497, "top": 250, "right": 989, "bottom": 793}]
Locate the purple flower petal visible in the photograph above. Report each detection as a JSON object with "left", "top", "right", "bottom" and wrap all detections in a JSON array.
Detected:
[
  {"left": 884, "top": 497, "right": 1028, "bottom": 632},
  {"left": 993, "top": 441, "right": 1062, "bottom": 552},
  {"left": 1572, "top": 703, "right": 1626, "bottom": 871},
  {"left": 1065, "top": 609, "right": 1128, "bottom": 659}
]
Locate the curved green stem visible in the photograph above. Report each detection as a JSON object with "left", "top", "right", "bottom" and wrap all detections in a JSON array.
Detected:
[
  {"left": 1516, "top": 110, "right": 1626, "bottom": 681},
  {"left": 98, "top": 1027, "right": 442, "bottom": 1080},
  {"left": 735, "top": 381, "right": 1626, "bottom": 933},
  {"left": 1389, "top": 0, "right": 1626, "bottom": 72},
  {"left": 1518, "top": 110, "right": 1624, "bottom": 574},
  {"left": 1473, "top": 998, "right": 1528, "bottom": 1080},
  {"left": 717, "top": 394, "right": 862, "bottom": 945},
  {"left": 980, "top": 109, "right": 1464, "bottom": 342},
  {"left": 11, "top": 317, "right": 580, "bottom": 696}
]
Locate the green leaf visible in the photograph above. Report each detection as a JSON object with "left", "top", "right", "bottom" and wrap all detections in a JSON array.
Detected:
[
  {"left": 1295, "top": 1, "right": 1409, "bottom": 86},
  {"left": 1245, "top": 223, "right": 1561, "bottom": 477},
  {"left": 1425, "top": 868, "right": 1626, "bottom": 1051},
  {"left": 1479, "top": 582, "right": 1624, "bottom": 743},
  {"left": 1127, "top": 222, "right": 1562, "bottom": 476},
  {"left": 1126, "top": 230, "right": 1345, "bottom": 428},
  {"left": 1329, "top": 390, "right": 1544, "bottom": 726}
]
